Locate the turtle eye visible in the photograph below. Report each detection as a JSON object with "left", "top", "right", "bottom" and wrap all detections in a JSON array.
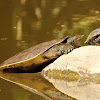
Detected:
[
  {"left": 71, "top": 39, "right": 74, "bottom": 45},
  {"left": 94, "top": 34, "right": 100, "bottom": 40}
]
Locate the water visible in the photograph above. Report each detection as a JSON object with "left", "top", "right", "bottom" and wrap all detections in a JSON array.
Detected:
[
  {"left": 0, "top": 0, "right": 100, "bottom": 100},
  {"left": 0, "top": 76, "right": 47, "bottom": 100}
]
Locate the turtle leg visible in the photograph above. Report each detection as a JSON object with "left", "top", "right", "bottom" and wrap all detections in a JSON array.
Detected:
[
  {"left": 42, "top": 45, "right": 62, "bottom": 59},
  {"left": 42, "top": 50, "right": 61, "bottom": 59},
  {"left": 42, "top": 44, "right": 74, "bottom": 59}
]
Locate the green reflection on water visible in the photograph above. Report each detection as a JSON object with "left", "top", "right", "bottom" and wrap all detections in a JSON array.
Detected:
[{"left": 1, "top": 0, "right": 100, "bottom": 60}]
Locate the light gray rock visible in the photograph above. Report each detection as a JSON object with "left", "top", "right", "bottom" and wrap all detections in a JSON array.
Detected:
[{"left": 43, "top": 46, "right": 100, "bottom": 74}]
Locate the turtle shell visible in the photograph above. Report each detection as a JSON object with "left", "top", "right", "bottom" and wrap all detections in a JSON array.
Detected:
[
  {"left": 0, "top": 36, "right": 72, "bottom": 72},
  {"left": 0, "top": 35, "right": 83, "bottom": 72},
  {"left": 85, "top": 28, "right": 100, "bottom": 45}
]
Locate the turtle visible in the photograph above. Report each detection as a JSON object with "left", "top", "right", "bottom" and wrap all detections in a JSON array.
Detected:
[
  {"left": 85, "top": 28, "right": 100, "bottom": 45},
  {"left": 0, "top": 35, "right": 84, "bottom": 72}
]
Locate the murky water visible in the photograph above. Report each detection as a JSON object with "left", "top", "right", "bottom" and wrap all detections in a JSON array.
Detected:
[
  {"left": 0, "top": 75, "right": 47, "bottom": 100},
  {"left": 0, "top": 0, "right": 100, "bottom": 100}
]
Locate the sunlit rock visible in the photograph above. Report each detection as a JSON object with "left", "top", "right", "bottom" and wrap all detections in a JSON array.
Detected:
[
  {"left": 42, "top": 46, "right": 100, "bottom": 79},
  {"left": 42, "top": 46, "right": 100, "bottom": 100}
]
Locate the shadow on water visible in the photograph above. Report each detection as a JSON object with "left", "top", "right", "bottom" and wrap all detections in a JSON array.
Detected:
[{"left": 2, "top": 58, "right": 57, "bottom": 73}]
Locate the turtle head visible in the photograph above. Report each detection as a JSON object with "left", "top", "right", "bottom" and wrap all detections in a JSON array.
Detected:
[{"left": 67, "top": 35, "right": 84, "bottom": 46}]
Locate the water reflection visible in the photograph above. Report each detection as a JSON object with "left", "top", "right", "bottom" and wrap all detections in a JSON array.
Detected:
[
  {"left": 0, "top": 72, "right": 75, "bottom": 100},
  {"left": 20, "top": 0, "right": 100, "bottom": 42},
  {"left": 1, "top": 71, "right": 100, "bottom": 100},
  {"left": 42, "top": 73, "right": 100, "bottom": 100},
  {"left": 0, "top": 77, "right": 46, "bottom": 100}
]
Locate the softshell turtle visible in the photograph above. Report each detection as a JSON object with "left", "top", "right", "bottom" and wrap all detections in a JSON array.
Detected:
[
  {"left": 0, "top": 35, "right": 83, "bottom": 72},
  {"left": 85, "top": 28, "right": 100, "bottom": 45}
]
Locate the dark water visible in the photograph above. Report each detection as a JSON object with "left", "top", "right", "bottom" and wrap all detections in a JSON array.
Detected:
[
  {"left": 0, "top": 76, "right": 47, "bottom": 100},
  {"left": 0, "top": 0, "right": 100, "bottom": 100}
]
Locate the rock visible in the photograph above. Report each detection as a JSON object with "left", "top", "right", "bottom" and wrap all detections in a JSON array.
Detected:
[{"left": 42, "top": 46, "right": 100, "bottom": 79}]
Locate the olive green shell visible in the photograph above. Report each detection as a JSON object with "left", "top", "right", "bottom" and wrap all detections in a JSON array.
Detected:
[
  {"left": 85, "top": 28, "right": 100, "bottom": 45},
  {"left": 0, "top": 36, "right": 71, "bottom": 72}
]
